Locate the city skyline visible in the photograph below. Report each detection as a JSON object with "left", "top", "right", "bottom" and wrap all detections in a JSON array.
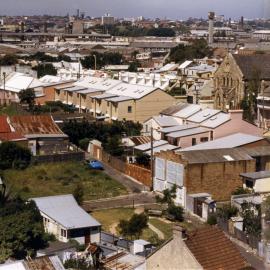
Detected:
[{"left": 0, "top": 0, "right": 265, "bottom": 19}]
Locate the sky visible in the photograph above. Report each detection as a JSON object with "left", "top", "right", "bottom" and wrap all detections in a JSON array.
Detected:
[{"left": 0, "top": 0, "right": 265, "bottom": 19}]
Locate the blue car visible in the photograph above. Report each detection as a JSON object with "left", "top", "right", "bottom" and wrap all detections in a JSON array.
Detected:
[{"left": 89, "top": 160, "right": 104, "bottom": 170}]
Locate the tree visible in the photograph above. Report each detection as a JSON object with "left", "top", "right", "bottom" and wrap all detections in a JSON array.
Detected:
[
  {"left": 73, "top": 182, "right": 84, "bottom": 205},
  {"left": 147, "top": 27, "right": 176, "bottom": 37},
  {"left": 156, "top": 184, "right": 177, "bottom": 205},
  {"left": 18, "top": 88, "right": 36, "bottom": 111},
  {"left": 169, "top": 39, "right": 212, "bottom": 63},
  {"left": 0, "top": 54, "right": 18, "bottom": 66},
  {"left": 0, "top": 199, "right": 48, "bottom": 262},
  {"left": 217, "top": 204, "right": 238, "bottom": 221},
  {"left": 128, "top": 61, "right": 141, "bottom": 72},
  {"left": 118, "top": 213, "right": 148, "bottom": 239},
  {"left": 167, "top": 204, "right": 184, "bottom": 222},
  {"left": 0, "top": 142, "right": 31, "bottom": 170},
  {"left": 135, "top": 153, "right": 150, "bottom": 167},
  {"left": 79, "top": 138, "right": 90, "bottom": 151},
  {"left": 241, "top": 202, "right": 261, "bottom": 237},
  {"left": 33, "top": 63, "right": 57, "bottom": 78}
]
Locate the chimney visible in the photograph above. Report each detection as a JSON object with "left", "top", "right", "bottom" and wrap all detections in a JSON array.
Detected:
[
  {"left": 208, "top": 11, "right": 215, "bottom": 45},
  {"left": 228, "top": 109, "right": 243, "bottom": 120}
]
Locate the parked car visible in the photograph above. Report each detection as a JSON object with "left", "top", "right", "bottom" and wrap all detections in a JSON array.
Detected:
[{"left": 88, "top": 160, "right": 104, "bottom": 170}]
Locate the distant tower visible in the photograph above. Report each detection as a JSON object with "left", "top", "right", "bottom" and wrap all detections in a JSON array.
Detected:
[
  {"left": 264, "top": 0, "right": 270, "bottom": 19},
  {"left": 208, "top": 11, "right": 215, "bottom": 45}
]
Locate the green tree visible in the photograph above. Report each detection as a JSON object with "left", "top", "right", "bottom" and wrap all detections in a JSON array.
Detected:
[
  {"left": 156, "top": 184, "right": 177, "bottom": 205},
  {"left": 217, "top": 204, "right": 238, "bottom": 221},
  {"left": 169, "top": 39, "right": 212, "bottom": 63},
  {"left": 0, "top": 142, "right": 31, "bottom": 170},
  {"left": 33, "top": 63, "right": 57, "bottom": 78},
  {"left": 73, "top": 182, "right": 84, "bottom": 205},
  {"left": 18, "top": 88, "right": 36, "bottom": 111},
  {"left": 128, "top": 61, "right": 141, "bottom": 72},
  {"left": 118, "top": 213, "right": 148, "bottom": 239},
  {"left": 241, "top": 202, "right": 261, "bottom": 237},
  {"left": 147, "top": 27, "right": 176, "bottom": 37},
  {"left": 0, "top": 199, "right": 48, "bottom": 262},
  {"left": 232, "top": 187, "right": 251, "bottom": 196},
  {"left": 0, "top": 54, "right": 18, "bottom": 65},
  {"left": 167, "top": 204, "right": 184, "bottom": 222},
  {"left": 135, "top": 152, "right": 150, "bottom": 167}
]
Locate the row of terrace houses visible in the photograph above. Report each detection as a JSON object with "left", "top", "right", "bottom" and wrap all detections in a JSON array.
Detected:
[{"left": 55, "top": 76, "right": 176, "bottom": 123}]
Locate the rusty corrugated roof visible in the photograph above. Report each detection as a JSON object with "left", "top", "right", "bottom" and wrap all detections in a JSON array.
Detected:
[
  {"left": 10, "top": 115, "right": 66, "bottom": 136},
  {"left": 185, "top": 227, "right": 248, "bottom": 270}
]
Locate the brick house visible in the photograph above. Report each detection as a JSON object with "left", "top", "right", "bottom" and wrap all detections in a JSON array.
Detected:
[{"left": 154, "top": 148, "right": 256, "bottom": 204}]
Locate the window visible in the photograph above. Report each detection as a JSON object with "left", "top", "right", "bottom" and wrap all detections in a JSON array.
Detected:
[
  {"left": 61, "top": 229, "right": 67, "bottom": 238},
  {"left": 77, "top": 93, "right": 79, "bottom": 98},
  {"left": 128, "top": 106, "right": 132, "bottom": 113},
  {"left": 200, "top": 137, "right": 209, "bottom": 143},
  {"left": 192, "top": 138, "right": 197, "bottom": 146}
]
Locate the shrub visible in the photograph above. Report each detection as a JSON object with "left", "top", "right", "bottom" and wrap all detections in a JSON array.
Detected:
[
  {"left": 167, "top": 204, "right": 184, "bottom": 222},
  {"left": 207, "top": 214, "right": 217, "bottom": 225}
]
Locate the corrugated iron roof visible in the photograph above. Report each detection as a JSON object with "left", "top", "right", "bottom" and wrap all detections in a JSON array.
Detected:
[
  {"left": 179, "top": 148, "right": 254, "bottom": 164},
  {"left": 10, "top": 115, "right": 67, "bottom": 137}
]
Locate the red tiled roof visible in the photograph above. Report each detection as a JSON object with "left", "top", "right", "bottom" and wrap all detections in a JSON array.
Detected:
[
  {"left": 10, "top": 115, "right": 66, "bottom": 136},
  {"left": 185, "top": 226, "right": 248, "bottom": 270}
]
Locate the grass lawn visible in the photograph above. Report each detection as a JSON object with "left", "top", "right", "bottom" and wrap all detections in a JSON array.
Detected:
[
  {"left": 149, "top": 218, "right": 173, "bottom": 240},
  {"left": 92, "top": 208, "right": 159, "bottom": 242},
  {"left": 4, "top": 162, "right": 128, "bottom": 200},
  {"left": 92, "top": 208, "right": 135, "bottom": 232}
]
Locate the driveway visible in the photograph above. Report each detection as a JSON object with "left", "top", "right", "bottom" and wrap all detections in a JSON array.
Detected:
[{"left": 102, "top": 162, "right": 149, "bottom": 193}]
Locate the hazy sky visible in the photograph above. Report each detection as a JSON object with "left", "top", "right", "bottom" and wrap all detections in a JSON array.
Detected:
[{"left": 0, "top": 0, "right": 265, "bottom": 19}]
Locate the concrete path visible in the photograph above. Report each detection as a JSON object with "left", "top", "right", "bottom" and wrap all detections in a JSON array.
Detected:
[{"left": 148, "top": 222, "right": 165, "bottom": 240}]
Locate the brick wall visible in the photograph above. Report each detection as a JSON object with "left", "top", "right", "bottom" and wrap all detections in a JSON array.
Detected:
[{"left": 155, "top": 150, "right": 256, "bottom": 202}]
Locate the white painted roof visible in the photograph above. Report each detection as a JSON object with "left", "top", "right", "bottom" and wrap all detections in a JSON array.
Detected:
[
  {"left": 173, "top": 104, "right": 201, "bottom": 119},
  {"left": 107, "top": 82, "right": 157, "bottom": 99},
  {"left": 179, "top": 60, "right": 193, "bottom": 69},
  {"left": 153, "top": 115, "right": 179, "bottom": 127},
  {"left": 105, "top": 95, "right": 133, "bottom": 102},
  {"left": 32, "top": 195, "right": 101, "bottom": 229},
  {"left": 187, "top": 108, "right": 220, "bottom": 123},
  {"left": 158, "top": 63, "right": 179, "bottom": 72},
  {"left": 75, "top": 77, "right": 122, "bottom": 91},
  {"left": 145, "top": 143, "right": 179, "bottom": 155},
  {"left": 167, "top": 127, "right": 210, "bottom": 138},
  {"left": 39, "top": 75, "right": 63, "bottom": 84},
  {"left": 0, "top": 262, "right": 26, "bottom": 270},
  {"left": 161, "top": 124, "right": 199, "bottom": 134},
  {"left": 0, "top": 72, "right": 44, "bottom": 93},
  {"left": 200, "top": 112, "right": 231, "bottom": 128},
  {"left": 181, "top": 133, "right": 263, "bottom": 151},
  {"left": 135, "top": 140, "right": 168, "bottom": 151}
]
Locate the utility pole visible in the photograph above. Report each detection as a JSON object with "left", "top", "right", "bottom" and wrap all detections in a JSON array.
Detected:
[
  {"left": 3, "top": 72, "right": 6, "bottom": 105},
  {"left": 93, "top": 54, "right": 97, "bottom": 71},
  {"left": 150, "top": 127, "right": 154, "bottom": 190}
]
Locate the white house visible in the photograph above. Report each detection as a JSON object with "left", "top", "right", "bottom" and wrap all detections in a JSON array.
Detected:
[{"left": 32, "top": 195, "right": 101, "bottom": 245}]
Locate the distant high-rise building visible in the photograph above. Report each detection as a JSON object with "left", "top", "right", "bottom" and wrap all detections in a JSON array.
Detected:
[
  {"left": 263, "top": 0, "right": 270, "bottom": 19},
  {"left": 102, "top": 13, "right": 115, "bottom": 25}
]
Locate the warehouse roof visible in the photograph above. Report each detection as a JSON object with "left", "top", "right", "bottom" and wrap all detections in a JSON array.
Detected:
[
  {"left": 32, "top": 195, "right": 101, "bottom": 230},
  {"left": 152, "top": 115, "right": 179, "bottom": 127},
  {"left": 161, "top": 124, "right": 198, "bottom": 134},
  {"left": 181, "top": 133, "right": 263, "bottom": 151},
  {"left": 179, "top": 148, "right": 254, "bottom": 164}
]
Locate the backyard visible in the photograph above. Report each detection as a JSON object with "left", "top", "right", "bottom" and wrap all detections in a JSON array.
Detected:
[
  {"left": 92, "top": 207, "right": 174, "bottom": 243},
  {"left": 3, "top": 162, "right": 128, "bottom": 200}
]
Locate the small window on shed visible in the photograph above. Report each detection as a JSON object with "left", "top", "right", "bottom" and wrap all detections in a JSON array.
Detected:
[{"left": 128, "top": 106, "right": 132, "bottom": 113}]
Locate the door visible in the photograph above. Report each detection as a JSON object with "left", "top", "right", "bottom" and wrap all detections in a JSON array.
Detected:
[{"left": 85, "top": 234, "right": 90, "bottom": 245}]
